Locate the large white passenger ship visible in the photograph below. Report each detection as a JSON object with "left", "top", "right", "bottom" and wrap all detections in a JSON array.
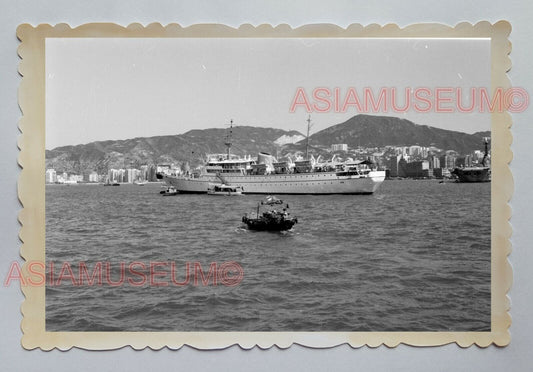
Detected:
[{"left": 160, "top": 119, "right": 386, "bottom": 195}]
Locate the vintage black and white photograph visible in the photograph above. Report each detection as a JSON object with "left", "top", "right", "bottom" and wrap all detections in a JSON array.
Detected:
[
  {"left": 11, "top": 22, "right": 513, "bottom": 350},
  {"left": 41, "top": 35, "right": 497, "bottom": 334}
]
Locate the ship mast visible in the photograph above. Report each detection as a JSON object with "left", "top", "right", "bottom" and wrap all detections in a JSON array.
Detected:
[
  {"left": 305, "top": 115, "right": 312, "bottom": 160},
  {"left": 482, "top": 137, "right": 490, "bottom": 167},
  {"left": 225, "top": 119, "right": 233, "bottom": 160}
]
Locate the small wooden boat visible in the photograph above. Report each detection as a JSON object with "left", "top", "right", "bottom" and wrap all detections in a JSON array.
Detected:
[
  {"left": 207, "top": 184, "right": 244, "bottom": 196},
  {"left": 242, "top": 196, "right": 298, "bottom": 231},
  {"left": 160, "top": 186, "right": 179, "bottom": 196}
]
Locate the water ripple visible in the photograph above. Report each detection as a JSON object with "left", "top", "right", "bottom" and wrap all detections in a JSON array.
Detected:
[{"left": 45, "top": 180, "right": 491, "bottom": 332}]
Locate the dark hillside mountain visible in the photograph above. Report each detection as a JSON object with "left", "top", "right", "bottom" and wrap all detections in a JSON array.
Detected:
[
  {"left": 46, "top": 115, "right": 489, "bottom": 174},
  {"left": 304, "top": 114, "right": 488, "bottom": 154},
  {"left": 45, "top": 126, "right": 304, "bottom": 174}
]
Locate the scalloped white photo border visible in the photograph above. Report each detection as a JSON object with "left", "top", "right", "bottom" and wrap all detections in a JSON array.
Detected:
[{"left": 17, "top": 22, "right": 512, "bottom": 350}]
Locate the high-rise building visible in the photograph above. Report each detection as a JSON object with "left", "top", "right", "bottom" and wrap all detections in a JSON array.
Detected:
[
  {"left": 331, "top": 144, "right": 348, "bottom": 152},
  {"left": 405, "top": 160, "right": 431, "bottom": 178},
  {"left": 108, "top": 169, "right": 117, "bottom": 183},
  {"left": 439, "top": 154, "right": 456, "bottom": 169},
  {"left": 398, "top": 157, "right": 408, "bottom": 178},
  {"left": 408, "top": 145, "right": 421, "bottom": 156},
  {"left": 157, "top": 164, "right": 172, "bottom": 175},
  {"left": 117, "top": 169, "right": 126, "bottom": 183},
  {"left": 140, "top": 165, "right": 149, "bottom": 181},
  {"left": 429, "top": 156, "right": 440, "bottom": 169},
  {"left": 127, "top": 168, "right": 141, "bottom": 183},
  {"left": 69, "top": 174, "right": 83, "bottom": 183},
  {"left": 89, "top": 171, "right": 99, "bottom": 182},
  {"left": 148, "top": 165, "right": 157, "bottom": 181},
  {"left": 45, "top": 169, "right": 57, "bottom": 183},
  {"left": 388, "top": 155, "right": 401, "bottom": 177},
  {"left": 465, "top": 154, "right": 473, "bottom": 167}
]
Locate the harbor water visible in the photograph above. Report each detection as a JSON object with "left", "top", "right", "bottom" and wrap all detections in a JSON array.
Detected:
[{"left": 45, "top": 180, "right": 491, "bottom": 332}]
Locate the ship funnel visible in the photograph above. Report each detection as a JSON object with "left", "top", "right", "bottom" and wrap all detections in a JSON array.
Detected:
[{"left": 257, "top": 152, "right": 276, "bottom": 172}]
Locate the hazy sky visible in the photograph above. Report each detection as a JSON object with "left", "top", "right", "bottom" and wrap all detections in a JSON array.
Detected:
[{"left": 46, "top": 37, "right": 491, "bottom": 149}]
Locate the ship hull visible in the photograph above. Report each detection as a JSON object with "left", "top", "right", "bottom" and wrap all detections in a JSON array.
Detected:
[
  {"left": 163, "top": 171, "right": 386, "bottom": 194},
  {"left": 452, "top": 167, "right": 491, "bottom": 183}
]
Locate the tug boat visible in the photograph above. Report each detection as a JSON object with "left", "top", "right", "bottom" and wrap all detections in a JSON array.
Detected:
[{"left": 242, "top": 196, "right": 298, "bottom": 231}]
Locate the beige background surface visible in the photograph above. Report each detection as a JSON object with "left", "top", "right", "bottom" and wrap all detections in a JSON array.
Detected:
[{"left": 17, "top": 21, "right": 512, "bottom": 350}]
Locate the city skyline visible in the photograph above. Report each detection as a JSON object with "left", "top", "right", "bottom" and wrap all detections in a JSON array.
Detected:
[{"left": 45, "top": 141, "right": 488, "bottom": 184}]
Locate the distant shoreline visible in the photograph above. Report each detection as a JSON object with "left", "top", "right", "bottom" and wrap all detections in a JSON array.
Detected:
[{"left": 45, "top": 181, "right": 165, "bottom": 186}]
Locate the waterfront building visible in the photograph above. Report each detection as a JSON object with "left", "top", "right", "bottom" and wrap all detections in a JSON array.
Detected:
[
  {"left": 140, "top": 165, "right": 149, "bottom": 181},
  {"left": 464, "top": 154, "right": 473, "bottom": 167},
  {"left": 439, "top": 154, "right": 456, "bottom": 169},
  {"left": 69, "top": 174, "right": 83, "bottom": 183},
  {"left": 434, "top": 168, "right": 452, "bottom": 178},
  {"left": 127, "top": 168, "right": 142, "bottom": 183},
  {"left": 455, "top": 155, "right": 474, "bottom": 168},
  {"left": 388, "top": 155, "right": 401, "bottom": 177},
  {"left": 107, "top": 168, "right": 126, "bottom": 183},
  {"left": 108, "top": 169, "right": 117, "bottom": 183},
  {"left": 408, "top": 145, "right": 422, "bottom": 156},
  {"left": 45, "top": 169, "right": 57, "bottom": 183},
  {"left": 58, "top": 172, "right": 68, "bottom": 183},
  {"left": 148, "top": 165, "right": 157, "bottom": 181},
  {"left": 127, "top": 168, "right": 134, "bottom": 183},
  {"left": 331, "top": 144, "right": 348, "bottom": 152},
  {"left": 405, "top": 160, "right": 431, "bottom": 178},
  {"left": 118, "top": 169, "right": 126, "bottom": 183},
  {"left": 429, "top": 156, "right": 440, "bottom": 169},
  {"left": 398, "top": 157, "right": 408, "bottom": 178},
  {"left": 407, "top": 145, "right": 429, "bottom": 159},
  {"left": 157, "top": 164, "right": 174, "bottom": 176},
  {"left": 88, "top": 171, "right": 99, "bottom": 183}
]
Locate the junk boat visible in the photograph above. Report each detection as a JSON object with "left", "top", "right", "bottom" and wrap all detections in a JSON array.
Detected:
[
  {"left": 242, "top": 195, "right": 298, "bottom": 231},
  {"left": 159, "top": 117, "right": 386, "bottom": 195},
  {"left": 207, "top": 183, "right": 244, "bottom": 196},
  {"left": 452, "top": 137, "right": 491, "bottom": 183}
]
